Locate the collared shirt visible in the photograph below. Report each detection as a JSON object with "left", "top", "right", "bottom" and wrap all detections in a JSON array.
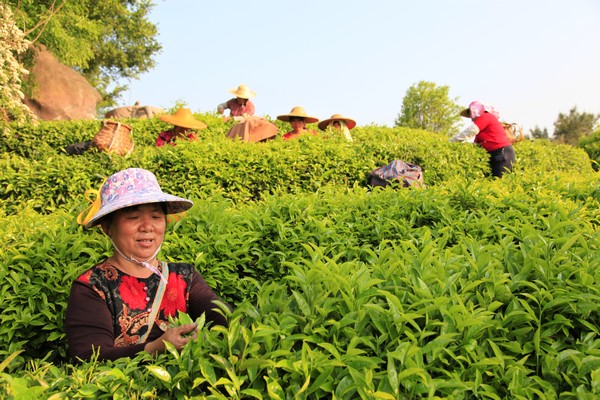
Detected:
[{"left": 218, "top": 98, "right": 255, "bottom": 117}]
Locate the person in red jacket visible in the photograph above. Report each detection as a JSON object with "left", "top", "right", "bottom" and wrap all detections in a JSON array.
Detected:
[{"left": 451, "top": 100, "right": 515, "bottom": 177}]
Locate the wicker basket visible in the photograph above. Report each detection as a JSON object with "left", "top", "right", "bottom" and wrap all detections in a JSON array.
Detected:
[{"left": 91, "top": 120, "right": 134, "bottom": 156}]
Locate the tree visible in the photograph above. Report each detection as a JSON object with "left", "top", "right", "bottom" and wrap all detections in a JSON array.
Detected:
[
  {"left": 530, "top": 125, "right": 549, "bottom": 140},
  {"left": 6, "top": 0, "right": 161, "bottom": 108},
  {"left": 553, "top": 107, "right": 599, "bottom": 146},
  {"left": 0, "top": 2, "right": 34, "bottom": 123},
  {"left": 578, "top": 128, "right": 600, "bottom": 171},
  {"left": 395, "top": 81, "right": 463, "bottom": 136}
]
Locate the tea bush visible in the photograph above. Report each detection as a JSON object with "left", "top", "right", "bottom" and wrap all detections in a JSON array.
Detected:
[
  {"left": 579, "top": 130, "right": 600, "bottom": 170},
  {"left": 0, "top": 115, "right": 593, "bottom": 217},
  {"left": 1, "top": 118, "right": 600, "bottom": 398}
]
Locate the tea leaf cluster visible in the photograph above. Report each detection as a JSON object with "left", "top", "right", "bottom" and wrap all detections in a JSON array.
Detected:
[{"left": 1, "top": 116, "right": 599, "bottom": 398}]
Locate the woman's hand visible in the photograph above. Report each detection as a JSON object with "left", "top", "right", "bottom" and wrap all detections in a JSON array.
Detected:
[{"left": 144, "top": 323, "right": 198, "bottom": 354}]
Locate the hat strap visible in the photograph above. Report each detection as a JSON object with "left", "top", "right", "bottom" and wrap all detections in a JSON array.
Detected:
[{"left": 112, "top": 242, "right": 167, "bottom": 284}]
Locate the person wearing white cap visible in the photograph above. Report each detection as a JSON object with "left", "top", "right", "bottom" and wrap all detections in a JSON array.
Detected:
[
  {"left": 217, "top": 84, "right": 256, "bottom": 121},
  {"left": 65, "top": 168, "right": 228, "bottom": 362},
  {"left": 451, "top": 100, "right": 515, "bottom": 178}
]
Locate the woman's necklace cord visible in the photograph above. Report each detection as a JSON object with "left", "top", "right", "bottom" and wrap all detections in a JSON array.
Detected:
[{"left": 111, "top": 241, "right": 167, "bottom": 283}]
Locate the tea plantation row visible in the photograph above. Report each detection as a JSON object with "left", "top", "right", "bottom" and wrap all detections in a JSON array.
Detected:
[
  {"left": 0, "top": 115, "right": 591, "bottom": 216},
  {"left": 1, "top": 116, "right": 599, "bottom": 398}
]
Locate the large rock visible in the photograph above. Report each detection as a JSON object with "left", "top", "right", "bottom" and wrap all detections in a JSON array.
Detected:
[
  {"left": 23, "top": 45, "right": 101, "bottom": 120},
  {"left": 105, "top": 102, "right": 164, "bottom": 119}
]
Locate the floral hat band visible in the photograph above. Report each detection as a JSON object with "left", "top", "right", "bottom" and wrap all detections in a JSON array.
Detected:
[{"left": 77, "top": 168, "right": 193, "bottom": 229}]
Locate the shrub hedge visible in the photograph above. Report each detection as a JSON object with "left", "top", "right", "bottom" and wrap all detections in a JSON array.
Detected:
[
  {"left": 1, "top": 116, "right": 599, "bottom": 398},
  {"left": 0, "top": 114, "right": 593, "bottom": 216},
  {"left": 579, "top": 130, "right": 600, "bottom": 171}
]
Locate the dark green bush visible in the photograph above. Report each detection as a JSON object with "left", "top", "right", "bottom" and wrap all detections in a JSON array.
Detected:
[
  {"left": 1, "top": 172, "right": 600, "bottom": 397},
  {"left": 579, "top": 130, "right": 600, "bottom": 170},
  {"left": 1, "top": 119, "right": 600, "bottom": 398},
  {"left": 0, "top": 117, "right": 594, "bottom": 217}
]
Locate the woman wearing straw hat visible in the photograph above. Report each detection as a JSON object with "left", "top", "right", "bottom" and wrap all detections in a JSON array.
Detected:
[
  {"left": 65, "top": 168, "right": 228, "bottom": 362},
  {"left": 277, "top": 106, "right": 320, "bottom": 140},
  {"left": 217, "top": 84, "right": 256, "bottom": 121},
  {"left": 318, "top": 114, "right": 356, "bottom": 142},
  {"left": 155, "top": 108, "right": 207, "bottom": 147}
]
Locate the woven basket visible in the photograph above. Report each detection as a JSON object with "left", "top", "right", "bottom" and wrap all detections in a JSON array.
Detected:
[{"left": 91, "top": 120, "right": 134, "bottom": 156}]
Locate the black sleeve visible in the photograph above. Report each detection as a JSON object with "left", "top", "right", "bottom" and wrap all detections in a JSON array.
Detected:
[
  {"left": 188, "top": 270, "right": 228, "bottom": 328},
  {"left": 64, "top": 280, "right": 145, "bottom": 362}
]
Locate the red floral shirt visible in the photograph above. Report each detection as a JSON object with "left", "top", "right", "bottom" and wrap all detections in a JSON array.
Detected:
[
  {"left": 65, "top": 261, "right": 227, "bottom": 361},
  {"left": 155, "top": 129, "right": 198, "bottom": 147}
]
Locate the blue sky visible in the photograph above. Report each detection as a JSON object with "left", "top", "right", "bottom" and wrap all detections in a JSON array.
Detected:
[{"left": 125, "top": 0, "right": 600, "bottom": 133}]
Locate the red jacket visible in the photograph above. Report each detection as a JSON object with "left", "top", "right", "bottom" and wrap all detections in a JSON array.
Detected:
[{"left": 473, "top": 112, "right": 511, "bottom": 152}]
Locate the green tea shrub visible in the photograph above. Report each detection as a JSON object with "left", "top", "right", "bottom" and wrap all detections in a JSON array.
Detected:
[
  {"left": 1, "top": 170, "right": 599, "bottom": 397},
  {"left": 579, "top": 130, "right": 600, "bottom": 170},
  {"left": 514, "top": 139, "right": 593, "bottom": 174},
  {"left": 1, "top": 119, "right": 593, "bottom": 217},
  {"left": 0, "top": 120, "right": 99, "bottom": 158},
  {"left": 2, "top": 171, "right": 598, "bottom": 363},
  {"left": 1, "top": 119, "right": 600, "bottom": 397}
]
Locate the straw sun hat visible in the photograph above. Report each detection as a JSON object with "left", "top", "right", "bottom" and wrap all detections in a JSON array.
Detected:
[
  {"left": 318, "top": 114, "right": 356, "bottom": 130},
  {"left": 229, "top": 84, "right": 256, "bottom": 99},
  {"left": 277, "top": 106, "right": 319, "bottom": 123},
  {"left": 159, "top": 108, "right": 207, "bottom": 130},
  {"left": 81, "top": 168, "right": 194, "bottom": 228}
]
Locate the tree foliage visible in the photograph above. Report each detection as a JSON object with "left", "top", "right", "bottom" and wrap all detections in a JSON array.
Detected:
[
  {"left": 553, "top": 107, "right": 599, "bottom": 146},
  {"left": 395, "top": 81, "right": 463, "bottom": 136},
  {"left": 578, "top": 127, "right": 600, "bottom": 171},
  {"left": 0, "top": 2, "right": 34, "bottom": 123},
  {"left": 6, "top": 0, "right": 161, "bottom": 108},
  {"left": 530, "top": 125, "right": 549, "bottom": 140}
]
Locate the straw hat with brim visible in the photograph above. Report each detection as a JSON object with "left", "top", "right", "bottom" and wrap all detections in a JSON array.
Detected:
[
  {"left": 84, "top": 168, "right": 193, "bottom": 228},
  {"left": 277, "top": 106, "right": 319, "bottom": 123},
  {"left": 460, "top": 108, "right": 471, "bottom": 118},
  {"left": 229, "top": 84, "right": 256, "bottom": 99},
  {"left": 159, "top": 108, "right": 207, "bottom": 130},
  {"left": 318, "top": 114, "right": 356, "bottom": 130}
]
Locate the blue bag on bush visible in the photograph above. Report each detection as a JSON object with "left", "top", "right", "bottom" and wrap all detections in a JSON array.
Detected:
[{"left": 369, "top": 160, "right": 425, "bottom": 188}]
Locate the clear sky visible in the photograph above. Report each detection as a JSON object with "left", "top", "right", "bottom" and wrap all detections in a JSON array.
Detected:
[{"left": 125, "top": 0, "right": 600, "bottom": 134}]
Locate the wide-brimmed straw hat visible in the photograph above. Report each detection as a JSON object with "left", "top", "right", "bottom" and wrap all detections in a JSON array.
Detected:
[
  {"left": 229, "top": 84, "right": 256, "bottom": 99},
  {"left": 81, "top": 168, "right": 193, "bottom": 228},
  {"left": 318, "top": 114, "right": 356, "bottom": 130},
  {"left": 159, "top": 108, "right": 207, "bottom": 130},
  {"left": 277, "top": 106, "right": 319, "bottom": 123}
]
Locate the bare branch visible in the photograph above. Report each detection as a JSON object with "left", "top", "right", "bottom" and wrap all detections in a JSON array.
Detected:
[{"left": 23, "top": 0, "right": 68, "bottom": 44}]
